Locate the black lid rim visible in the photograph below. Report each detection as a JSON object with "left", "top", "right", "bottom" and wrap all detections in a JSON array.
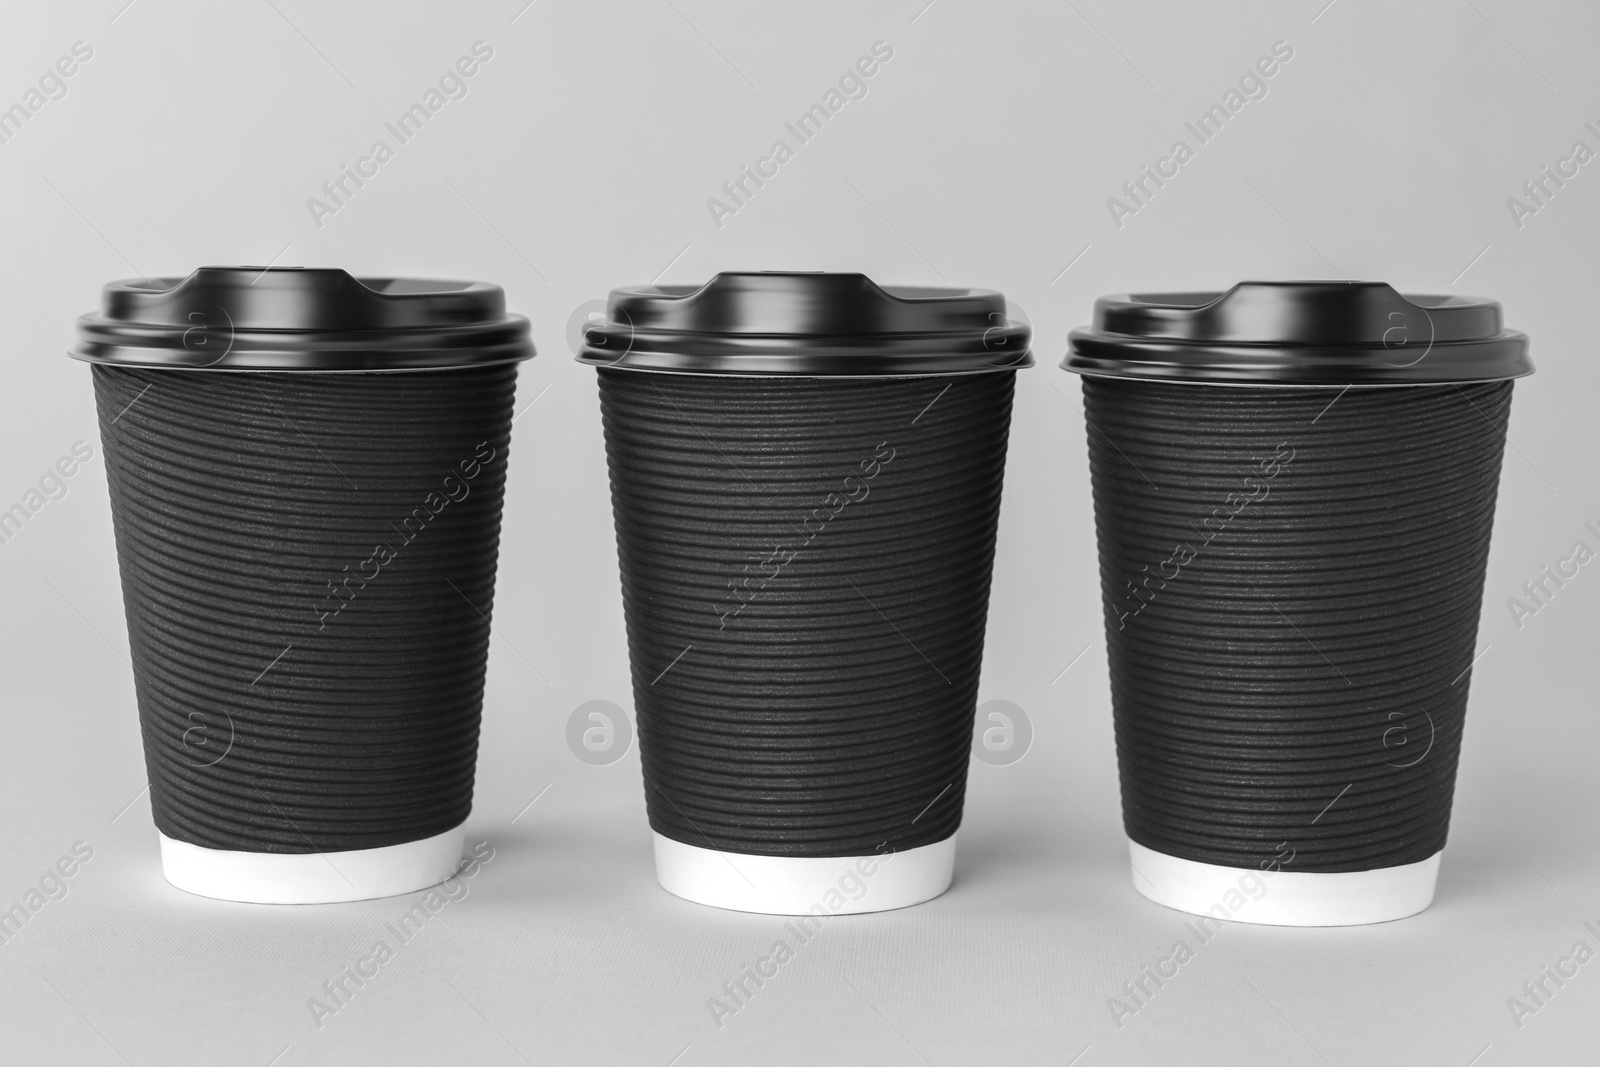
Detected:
[
  {"left": 586, "top": 360, "right": 1030, "bottom": 378},
  {"left": 71, "top": 347, "right": 534, "bottom": 373},
  {"left": 578, "top": 341, "right": 1033, "bottom": 376},
  {"left": 72, "top": 318, "right": 534, "bottom": 372},
  {"left": 71, "top": 267, "right": 536, "bottom": 371},
  {"left": 1067, "top": 369, "right": 1533, "bottom": 389},
  {"left": 1063, "top": 332, "right": 1534, "bottom": 385},
  {"left": 577, "top": 271, "right": 1033, "bottom": 376},
  {"left": 1064, "top": 281, "right": 1532, "bottom": 385}
]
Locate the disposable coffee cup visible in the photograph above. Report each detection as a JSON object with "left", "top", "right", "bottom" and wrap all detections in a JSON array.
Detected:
[
  {"left": 1066, "top": 282, "right": 1532, "bottom": 926},
  {"left": 73, "top": 267, "right": 532, "bottom": 904},
  {"left": 580, "top": 272, "right": 1030, "bottom": 914}
]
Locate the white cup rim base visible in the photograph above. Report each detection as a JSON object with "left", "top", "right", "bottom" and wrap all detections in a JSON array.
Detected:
[
  {"left": 1129, "top": 840, "right": 1441, "bottom": 927},
  {"left": 652, "top": 832, "right": 955, "bottom": 915},
  {"left": 159, "top": 827, "right": 466, "bottom": 904}
]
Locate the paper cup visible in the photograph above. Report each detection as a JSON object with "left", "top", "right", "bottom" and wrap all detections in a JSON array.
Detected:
[
  {"left": 75, "top": 267, "right": 532, "bottom": 903},
  {"left": 1066, "top": 282, "right": 1531, "bottom": 926},
  {"left": 582, "top": 272, "right": 1029, "bottom": 914}
]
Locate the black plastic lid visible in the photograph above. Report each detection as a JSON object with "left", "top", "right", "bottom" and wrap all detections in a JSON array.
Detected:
[
  {"left": 577, "top": 271, "right": 1031, "bottom": 376},
  {"left": 72, "top": 266, "right": 534, "bottom": 371},
  {"left": 1065, "top": 281, "right": 1532, "bottom": 385}
]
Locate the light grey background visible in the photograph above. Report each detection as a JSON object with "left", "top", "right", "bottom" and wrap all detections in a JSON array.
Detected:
[{"left": 1, "top": 1, "right": 1597, "bottom": 1063}]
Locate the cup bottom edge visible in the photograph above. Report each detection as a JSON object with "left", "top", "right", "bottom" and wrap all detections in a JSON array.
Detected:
[
  {"left": 652, "top": 832, "right": 956, "bottom": 916},
  {"left": 158, "top": 826, "right": 466, "bottom": 905},
  {"left": 1128, "top": 839, "right": 1442, "bottom": 927}
]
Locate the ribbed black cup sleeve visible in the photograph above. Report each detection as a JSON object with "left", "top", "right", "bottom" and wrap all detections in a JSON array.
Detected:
[
  {"left": 598, "top": 369, "right": 1015, "bottom": 857},
  {"left": 1083, "top": 378, "right": 1512, "bottom": 873},
  {"left": 92, "top": 364, "right": 516, "bottom": 853}
]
